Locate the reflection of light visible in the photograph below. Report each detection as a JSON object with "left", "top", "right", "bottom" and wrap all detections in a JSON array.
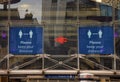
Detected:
[
  {"left": 2, "top": 32, "right": 7, "bottom": 39},
  {"left": 96, "top": 0, "right": 102, "bottom": 2},
  {"left": 114, "top": 32, "right": 119, "bottom": 38},
  {"left": 100, "top": 49, "right": 104, "bottom": 52},
  {"left": 20, "top": 4, "right": 30, "bottom": 8},
  {"left": 55, "top": 36, "right": 68, "bottom": 44},
  {"left": 92, "top": 0, "right": 102, "bottom": 3}
]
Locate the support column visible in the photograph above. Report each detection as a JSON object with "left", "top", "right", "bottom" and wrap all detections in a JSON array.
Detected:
[
  {"left": 0, "top": 76, "right": 1, "bottom": 82},
  {"left": 100, "top": 78, "right": 106, "bottom": 82},
  {"left": 27, "top": 78, "right": 29, "bottom": 82},
  {"left": 0, "top": 76, "right": 8, "bottom": 82}
]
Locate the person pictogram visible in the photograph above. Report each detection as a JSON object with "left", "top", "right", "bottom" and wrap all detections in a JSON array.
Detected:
[
  {"left": 29, "top": 30, "right": 33, "bottom": 38},
  {"left": 98, "top": 30, "right": 102, "bottom": 38},
  {"left": 87, "top": 30, "right": 92, "bottom": 38},
  {"left": 19, "top": 30, "right": 23, "bottom": 38}
]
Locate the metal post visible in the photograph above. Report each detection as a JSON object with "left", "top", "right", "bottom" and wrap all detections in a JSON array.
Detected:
[
  {"left": 47, "top": 79, "right": 49, "bottom": 82},
  {"left": 42, "top": 54, "right": 45, "bottom": 70},
  {"left": 37, "top": 80, "right": 39, "bottom": 82},
  {"left": 27, "top": 78, "right": 29, "bottom": 82},
  {"left": 112, "top": 0, "right": 117, "bottom": 71},
  {"left": 7, "top": 0, "right": 11, "bottom": 71},
  {"left": 67, "top": 79, "right": 69, "bottom": 82},
  {"left": 7, "top": 0, "right": 11, "bottom": 81},
  {"left": 77, "top": 0, "right": 80, "bottom": 70},
  {"left": 42, "top": 22, "right": 45, "bottom": 71}
]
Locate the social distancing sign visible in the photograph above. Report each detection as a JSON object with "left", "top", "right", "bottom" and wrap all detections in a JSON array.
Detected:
[
  {"left": 78, "top": 26, "right": 114, "bottom": 55},
  {"left": 9, "top": 26, "right": 43, "bottom": 55}
]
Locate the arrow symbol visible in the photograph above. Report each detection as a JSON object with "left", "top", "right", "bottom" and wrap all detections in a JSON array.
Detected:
[{"left": 55, "top": 36, "right": 68, "bottom": 44}]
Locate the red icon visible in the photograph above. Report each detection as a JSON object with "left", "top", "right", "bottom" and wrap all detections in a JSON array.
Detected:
[{"left": 55, "top": 36, "right": 68, "bottom": 44}]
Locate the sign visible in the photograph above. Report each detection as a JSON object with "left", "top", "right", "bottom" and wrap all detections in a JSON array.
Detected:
[
  {"left": 78, "top": 26, "right": 114, "bottom": 54},
  {"left": 45, "top": 74, "right": 75, "bottom": 79},
  {"left": 9, "top": 26, "right": 43, "bottom": 55}
]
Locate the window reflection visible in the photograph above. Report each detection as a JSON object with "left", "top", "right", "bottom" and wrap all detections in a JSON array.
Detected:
[
  {"left": 0, "top": 0, "right": 119, "bottom": 56},
  {"left": 42, "top": 0, "right": 115, "bottom": 55},
  {"left": 0, "top": 0, "right": 42, "bottom": 60},
  {"left": 10, "top": 0, "right": 42, "bottom": 23},
  {"left": 0, "top": 0, "right": 119, "bottom": 68}
]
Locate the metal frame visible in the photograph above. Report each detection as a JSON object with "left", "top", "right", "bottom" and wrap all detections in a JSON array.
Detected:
[
  {"left": 1, "top": 53, "right": 118, "bottom": 71},
  {"left": 0, "top": 0, "right": 120, "bottom": 81}
]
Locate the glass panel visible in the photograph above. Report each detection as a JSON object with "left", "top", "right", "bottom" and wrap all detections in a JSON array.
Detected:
[
  {"left": 0, "top": 0, "right": 120, "bottom": 70},
  {"left": 9, "top": 0, "right": 42, "bottom": 69},
  {"left": 10, "top": 0, "right": 42, "bottom": 25}
]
